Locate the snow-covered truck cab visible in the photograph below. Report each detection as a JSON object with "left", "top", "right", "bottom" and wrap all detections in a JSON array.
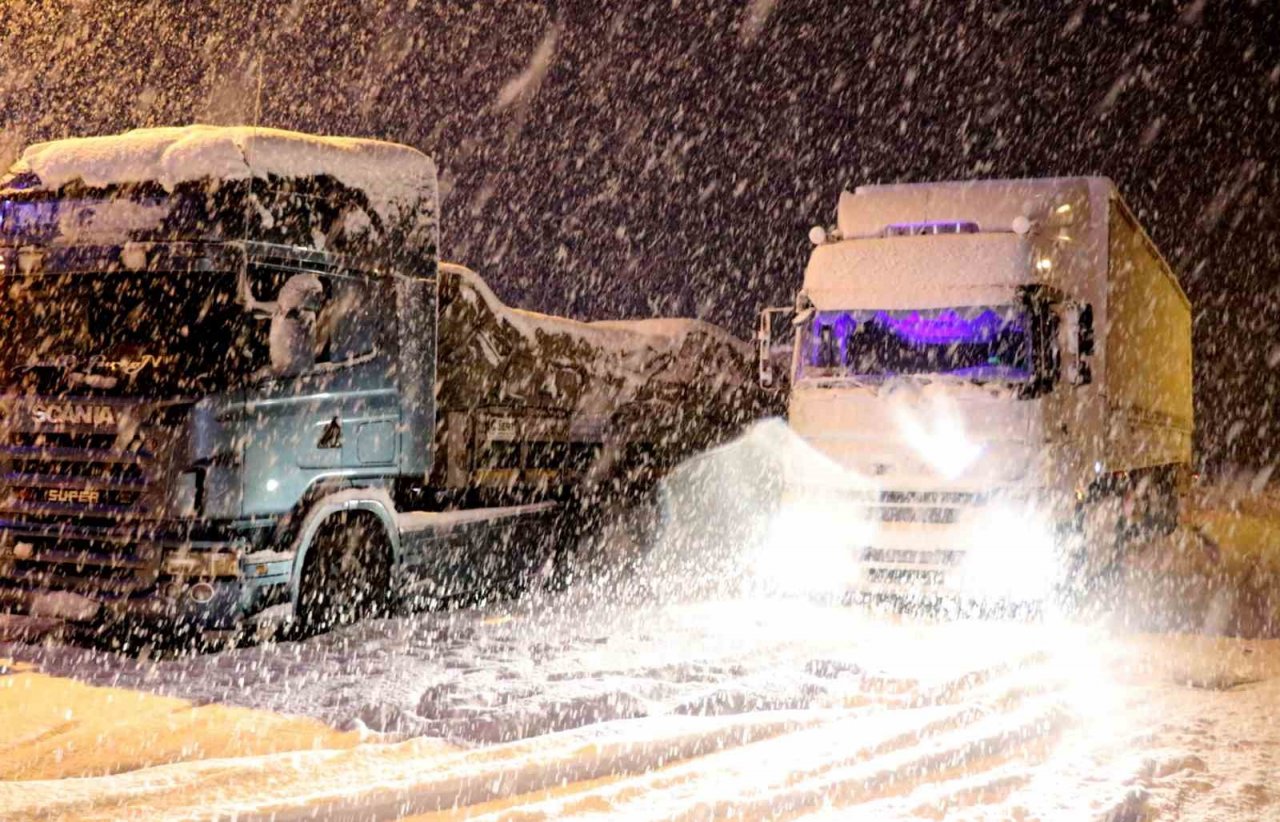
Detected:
[
  {"left": 0, "top": 126, "right": 767, "bottom": 641},
  {"left": 759, "top": 178, "right": 1193, "bottom": 602},
  {"left": 0, "top": 126, "right": 451, "bottom": 637}
]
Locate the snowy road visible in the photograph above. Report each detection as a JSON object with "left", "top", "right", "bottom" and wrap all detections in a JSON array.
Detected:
[
  {"left": 2, "top": 597, "right": 1067, "bottom": 747},
  {"left": 6, "top": 589, "right": 1274, "bottom": 820}
]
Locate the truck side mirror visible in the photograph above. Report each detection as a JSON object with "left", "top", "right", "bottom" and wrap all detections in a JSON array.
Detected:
[
  {"left": 269, "top": 273, "right": 325, "bottom": 377},
  {"left": 756, "top": 306, "right": 795, "bottom": 390},
  {"left": 1078, "top": 303, "right": 1094, "bottom": 357},
  {"left": 1062, "top": 301, "right": 1094, "bottom": 386}
]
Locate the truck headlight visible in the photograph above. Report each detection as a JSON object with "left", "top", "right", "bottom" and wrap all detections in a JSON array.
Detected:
[
  {"left": 754, "top": 494, "right": 874, "bottom": 595},
  {"left": 958, "top": 503, "right": 1058, "bottom": 600}
]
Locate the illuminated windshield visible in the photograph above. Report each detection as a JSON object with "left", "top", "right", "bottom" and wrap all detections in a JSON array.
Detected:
[{"left": 797, "top": 305, "right": 1031, "bottom": 382}]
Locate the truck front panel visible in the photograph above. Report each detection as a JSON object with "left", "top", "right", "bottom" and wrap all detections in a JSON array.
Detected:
[{"left": 783, "top": 383, "right": 1061, "bottom": 600}]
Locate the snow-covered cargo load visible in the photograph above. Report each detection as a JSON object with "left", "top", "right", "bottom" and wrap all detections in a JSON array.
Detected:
[
  {"left": 0, "top": 125, "right": 764, "bottom": 640},
  {"left": 435, "top": 263, "right": 770, "bottom": 498},
  {"left": 758, "top": 177, "right": 1193, "bottom": 603}
]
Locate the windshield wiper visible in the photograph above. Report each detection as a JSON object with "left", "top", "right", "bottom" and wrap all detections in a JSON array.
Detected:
[{"left": 806, "top": 373, "right": 882, "bottom": 391}]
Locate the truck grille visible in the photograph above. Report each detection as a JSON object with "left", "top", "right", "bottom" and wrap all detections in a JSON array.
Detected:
[
  {"left": 864, "top": 567, "right": 948, "bottom": 587},
  {"left": 858, "top": 548, "right": 965, "bottom": 592},
  {"left": 1, "top": 431, "right": 154, "bottom": 505},
  {"left": 869, "top": 490, "right": 981, "bottom": 525},
  {"left": 0, "top": 425, "right": 164, "bottom": 594},
  {"left": 877, "top": 506, "right": 958, "bottom": 524},
  {"left": 7, "top": 456, "right": 147, "bottom": 484},
  {"left": 861, "top": 547, "right": 966, "bottom": 566},
  {"left": 9, "top": 533, "right": 159, "bottom": 592},
  {"left": 7, "top": 431, "right": 123, "bottom": 450},
  {"left": 856, "top": 490, "right": 981, "bottom": 593}
]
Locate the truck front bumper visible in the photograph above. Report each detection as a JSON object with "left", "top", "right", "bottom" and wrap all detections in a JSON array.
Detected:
[
  {"left": 773, "top": 485, "right": 1063, "bottom": 602},
  {"left": 0, "top": 575, "right": 246, "bottom": 632},
  {"left": 0, "top": 517, "right": 293, "bottom": 633},
  {"left": 856, "top": 516, "right": 1060, "bottom": 602}
]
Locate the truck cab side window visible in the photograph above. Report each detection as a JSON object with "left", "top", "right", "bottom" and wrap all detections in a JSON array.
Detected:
[
  {"left": 248, "top": 264, "right": 379, "bottom": 377},
  {"left": 317, "top": 277, "right": 377, "bottom": 363}
]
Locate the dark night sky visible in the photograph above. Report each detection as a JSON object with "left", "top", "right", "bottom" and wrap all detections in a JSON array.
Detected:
[{"left": 1, "top": 0, "right": 1277, "bottom": 469}]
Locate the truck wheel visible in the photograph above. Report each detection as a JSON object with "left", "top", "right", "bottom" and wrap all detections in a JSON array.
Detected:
[
  {"left": 297, "top": 512, "right": 392, "bottom": 636},
  {"left": 1151, "top": 475, "right": 1181, "bottom": 536},
  {"left": 1067, "top": 493, "right": 1127, "bottom": 607}
]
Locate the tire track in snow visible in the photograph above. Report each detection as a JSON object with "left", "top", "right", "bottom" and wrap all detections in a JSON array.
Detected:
[
  {"left": 448, "top": 651, "right": 1069, "bottom": 821},
  {"left": 1, "top": 604, "right": 1091, "bottom": 820}
]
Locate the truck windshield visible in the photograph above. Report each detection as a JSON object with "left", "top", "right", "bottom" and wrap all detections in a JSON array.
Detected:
[
  {"left": 0, "top": 270, "right": 263, "bottom": 397},
  {"left": 797, "top": 305, "right": 1031, "bottom": 383},
  {"left": 0, "top": 195, "right": 178, "bottom": 245}
]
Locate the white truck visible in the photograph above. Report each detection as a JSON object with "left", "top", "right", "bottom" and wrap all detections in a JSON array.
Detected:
[{"left": 757, "top": 177, "right": 1193, "bottom": 602}]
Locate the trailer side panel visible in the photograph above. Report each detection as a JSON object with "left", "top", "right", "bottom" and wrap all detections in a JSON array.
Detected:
[{"left": 1104, "top": 199, "right": 1194, "bottom": 471}]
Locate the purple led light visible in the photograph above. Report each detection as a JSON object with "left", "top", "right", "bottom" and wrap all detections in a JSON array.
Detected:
[
  {"left": 1, "top": 173, "right": 41, "bottom": 192},
  {"left": 873, "top": 308, "right": 1015, "bottom": 345},
  {"left": 804, "top": 306, "right": 1031, "bottom": 381},
  {"left": 884, "top": 220, "right": 980, "bottom": 237}
]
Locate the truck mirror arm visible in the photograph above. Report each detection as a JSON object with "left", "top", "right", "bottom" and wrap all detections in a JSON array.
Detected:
[
  {"left": 1060, "top": 300, "right": 1095, "bottom": 387},
  {"left": 1016, "top": 284, "right": 1070, "bottom": 398},
  {"left": 1077, "top": 303, "right": 1095, "bottom": 358},
  {"left": 756, "top": 305, "right": 797, "bottom": 390}
]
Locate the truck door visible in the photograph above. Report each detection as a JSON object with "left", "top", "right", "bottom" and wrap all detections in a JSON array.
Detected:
[{"left": 239, "top": 263, "right": 398, "bottom": 518}]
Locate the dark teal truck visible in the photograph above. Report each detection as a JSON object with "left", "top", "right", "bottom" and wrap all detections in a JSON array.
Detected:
[{"left": 0, "top": 126, "right": 763, "bottom": 641}]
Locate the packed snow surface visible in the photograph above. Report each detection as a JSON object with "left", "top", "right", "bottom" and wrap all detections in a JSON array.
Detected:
[
  {"left": 7, "top": 125, "right": 437, "bottom": 223},
  {"left": 0, "top": 422, "right": 1274, "bottom": 819},
  {"left": 4, "top": 599, "right": 1278, "bottom": 821}
]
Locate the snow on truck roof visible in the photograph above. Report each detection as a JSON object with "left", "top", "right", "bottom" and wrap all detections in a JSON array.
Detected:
[
  {"left": 852, "top": 175, "right": 1114, "bottom": 195},
  {"left": 838, "top": 176, "right": 1114, "bottom": 238},
  {"left": 5, "top": 125, "right": 437, "bottom": 224}
]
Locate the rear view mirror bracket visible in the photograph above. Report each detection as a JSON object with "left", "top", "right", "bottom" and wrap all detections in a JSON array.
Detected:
[
  {"left": 756, "top": 305, "right": 796, "bottom": 390},
  {"left": 1062, "top": 300, "right": 1094, "bottom": 387}
]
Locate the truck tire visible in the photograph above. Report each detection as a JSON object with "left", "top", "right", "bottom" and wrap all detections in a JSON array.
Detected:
[
  {"left": 1069, "top": 469, "right": 1180, "bottom": 611},
  {"left": 296, "top": 512, "right": 392, "bottom": 636},
  {"left": 1062, "top": 492, "right": 1127, "bottom": 608}
]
